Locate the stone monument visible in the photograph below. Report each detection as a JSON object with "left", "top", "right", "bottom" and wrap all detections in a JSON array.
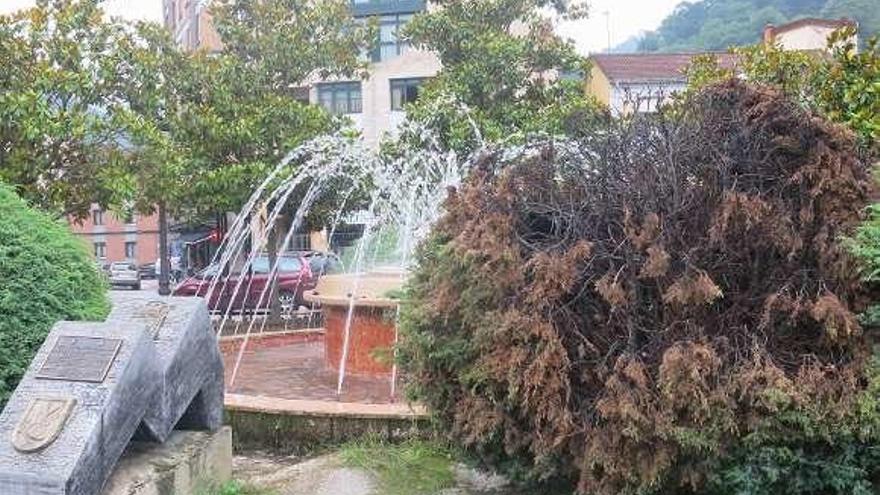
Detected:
[
  {"left": 0, "top": 296, "right": 225, "bottom": 495},
  {"left": 109, "top": 296, "right": 224, "bottom": 441}
]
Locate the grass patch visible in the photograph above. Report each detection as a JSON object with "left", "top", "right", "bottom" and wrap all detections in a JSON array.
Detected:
[
  {"left": 340, "top": 438, "right": 457, "bottom": 495},
  {"left": 195, "top": 480, "right": 276, "bottom": 495}
]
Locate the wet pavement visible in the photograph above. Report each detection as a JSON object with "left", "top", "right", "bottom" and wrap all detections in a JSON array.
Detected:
[{"left": 221, "top": 335, "right": 400, "bottom": 404}]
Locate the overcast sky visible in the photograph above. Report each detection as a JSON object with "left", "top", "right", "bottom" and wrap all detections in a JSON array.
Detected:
[{"left": 0, "top": 0, "right": 683, "bottom": 54}]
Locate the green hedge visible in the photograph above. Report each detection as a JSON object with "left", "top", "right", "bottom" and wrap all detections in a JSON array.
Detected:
[{"left": 0, "top": 184, "right": 109, "bottom": 406}]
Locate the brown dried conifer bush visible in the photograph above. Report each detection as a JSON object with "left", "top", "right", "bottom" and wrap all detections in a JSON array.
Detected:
[{"left": 399, "top": 80, "right": 880, "bottom": 494}]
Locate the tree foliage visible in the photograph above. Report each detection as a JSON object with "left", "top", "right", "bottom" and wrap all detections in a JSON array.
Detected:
[
  {"left": 114, "top": 28, "right": 327, "bottom": 219},
  {"left": 212, "top": 0, "right": 373, "bottom": 89},
  {"left": 115, "top": 0, "right": 373, "bottom": 220},
  {"left": 400, "top": 81, "right": 880, "bottom": 494},
  {"left": 402, "top": 0, "right": 602, "bottom": 152},
  {"left": 0, "top": 0, "right": 128, "bottom": 218},
  {"left": 0, "top": 0, "right": 373, "bottom": 222},
  {"left": 685, "top": 27, "right": 879, "bottom": 152},
  {"left": 637, "top": 0, "right": 877, "bottom": 53},
  {"left": 0, "top": 182, "right": 109, "bottom": 406}
]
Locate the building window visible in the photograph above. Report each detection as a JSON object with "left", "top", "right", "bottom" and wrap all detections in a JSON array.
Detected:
[
  {"left": 94, "top": 242, "right": 107, "bottom": 259},
  {"left": 390, "top": 77, "right": 426, "bottom": 110},
  {"left": 371, "top": 13, "right": 413, "bottom": 62},
  {"left": 92, "top": 209, "right": 104, "bottom": 226},
  {"left": 317, "top": 82, "right": 363, "bottom": 114},
  {"left": 125, "top": 242, "right": 137, "bottom": 259}
]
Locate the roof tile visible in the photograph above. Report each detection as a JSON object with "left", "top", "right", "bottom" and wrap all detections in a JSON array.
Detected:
[{"left": 591, "top": 53, "right": 739, "bottom": 83}]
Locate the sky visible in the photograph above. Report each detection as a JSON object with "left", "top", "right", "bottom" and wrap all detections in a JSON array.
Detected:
[{"left": 0, "top": 0, "right": 683, "bottom": 54}]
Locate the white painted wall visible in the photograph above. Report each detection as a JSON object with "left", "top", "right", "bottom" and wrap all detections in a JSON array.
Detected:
[
  {"left": 776, "top": 25, "right": 857, "bottom": 51},
  {"left": 308, "top": 48, "right": 441, "bottom": 148},
  {"left": 360, "top": 48, "right": 442, "bottom": 146}
]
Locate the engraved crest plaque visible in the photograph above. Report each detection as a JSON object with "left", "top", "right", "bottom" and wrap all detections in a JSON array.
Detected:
[
  {"left": 11, "top": 398, "right": 76, "bottom": 453},
  {"left": 36, "top": 336, "right": 122, "bottom": 383}
]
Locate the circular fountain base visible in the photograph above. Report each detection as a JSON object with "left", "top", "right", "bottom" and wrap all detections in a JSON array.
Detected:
[
  {"left": 323, "top": 305, "right": 395, "bottom": 375},
  {"left": 304, "top": 270, "right": 403, "bottom": 376}
]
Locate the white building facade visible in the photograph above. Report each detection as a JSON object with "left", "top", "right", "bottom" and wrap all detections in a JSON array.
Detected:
[{"left": 163, "top": 0, "right": 442, "bottom": 148}]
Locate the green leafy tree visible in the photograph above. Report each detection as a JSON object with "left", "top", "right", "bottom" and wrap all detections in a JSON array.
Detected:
[
  {"left": 113, "top": 0, "right": 374, "bottom": 310},
  {"left": 685, "top": 28, "right": 878, "bottom": 151},
  {"left": 0, "top": 0, "right": 128, "bottom": 218},
  {"left": 402, "top": 0, "right": 600, "bottom": 152},
  {"left": 115, "top": 0, "right": 373, "bottom": 220},
  {"left": 816, "top": 28, "right": 880, "bottom": 148},
  {"left": 0, "top": 0, "right": 373, "bottom": 222},
  {"left": 212, "top": 0, "right": 373, "bottom": 92}
]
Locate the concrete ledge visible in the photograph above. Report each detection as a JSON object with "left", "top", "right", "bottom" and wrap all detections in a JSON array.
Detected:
[
  {"left": 225, "top": 393, "right": 426, "bottom": 419},
  {"left": 103, "top": 427, "right": 232, "bottom": 495},
  {"left": 225, "top": 396, "right": 429, "bottom": 455}
]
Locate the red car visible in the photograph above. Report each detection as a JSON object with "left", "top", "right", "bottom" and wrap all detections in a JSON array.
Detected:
[{"left": 172, "top": 253, "right": 317, "bottom": 313}]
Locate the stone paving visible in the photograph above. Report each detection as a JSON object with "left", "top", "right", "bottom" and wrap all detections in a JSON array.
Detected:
[
  {"left": 221, "top": 333, "right": 401, "bottom": 404},
  {"left": 234, "top": 453, "right": 374, "bottom": 495}
]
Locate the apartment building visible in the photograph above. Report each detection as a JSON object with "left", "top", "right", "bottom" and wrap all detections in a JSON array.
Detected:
[
  {"left": 162, "top": 0, "right": 441, "bottom": 147},
  {"left": 69, "top": 206, "right": 160, "bottom": 266}
]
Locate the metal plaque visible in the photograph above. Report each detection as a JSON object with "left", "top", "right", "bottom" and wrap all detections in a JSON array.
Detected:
[
  {"left": 35, "top": 336, "right": 122, "bottom": 383},
  {"left": 12, "top": 398, "right": 76, "bottom": 453}
]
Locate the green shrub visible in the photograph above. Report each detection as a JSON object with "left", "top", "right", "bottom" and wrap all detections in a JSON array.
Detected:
[{"left": 0, "top": 184, "right": 109, "bottom": 406}]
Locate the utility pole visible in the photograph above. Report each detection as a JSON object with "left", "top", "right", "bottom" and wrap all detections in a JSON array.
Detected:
[{"left": 158, "top": 201, "right": 171, "bottom": 296}]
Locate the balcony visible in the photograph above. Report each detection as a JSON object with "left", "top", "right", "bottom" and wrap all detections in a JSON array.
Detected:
[{"left": 351, "top": 0, "right": 426, "bottom": 16}]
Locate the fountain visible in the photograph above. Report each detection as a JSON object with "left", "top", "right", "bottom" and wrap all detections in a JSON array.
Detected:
[
  {"left": 303, "top": 269, "right": 403, "bottom": 374},
  {"left": 195, "top": 96, "right": 588, "bottom": 413},
  {"left": 190, "top": 110, "right": 468, "bottom": 408}
]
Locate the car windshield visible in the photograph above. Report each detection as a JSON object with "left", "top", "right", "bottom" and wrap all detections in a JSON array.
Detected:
[
  {"left": 193, "top": 256, "right": 302, "bottom": 278},
  {"left": 111, "top": 263, "right": 135, "bottom": 270},
  {"left": 251, "top": 256, "right": 302, "bottom": 273}
]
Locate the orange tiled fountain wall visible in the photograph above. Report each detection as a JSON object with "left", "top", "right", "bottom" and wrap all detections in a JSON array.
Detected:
[{"left": 324, "top": 305, "right": 395, "bottom": 374}]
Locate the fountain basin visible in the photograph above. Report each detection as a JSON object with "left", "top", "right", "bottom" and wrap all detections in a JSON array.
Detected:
[{"left": 304, "top": 271, "right": 403, "bottom": 374}]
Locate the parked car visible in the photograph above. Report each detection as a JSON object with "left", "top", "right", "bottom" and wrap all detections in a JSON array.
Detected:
[
  {"left": 138, "top": 262, "right": 157, "bottom": 279},
  {"left": 172, "top": 253, "right": 317, "bottom": 312},
  {"left": 109, "top": 262, "right": 142, "bottom": 290}
]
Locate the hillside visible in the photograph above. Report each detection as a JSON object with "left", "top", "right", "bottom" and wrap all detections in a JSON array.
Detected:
[{"left": 636, "top": 0, "right": 878, "bottom": 52}]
